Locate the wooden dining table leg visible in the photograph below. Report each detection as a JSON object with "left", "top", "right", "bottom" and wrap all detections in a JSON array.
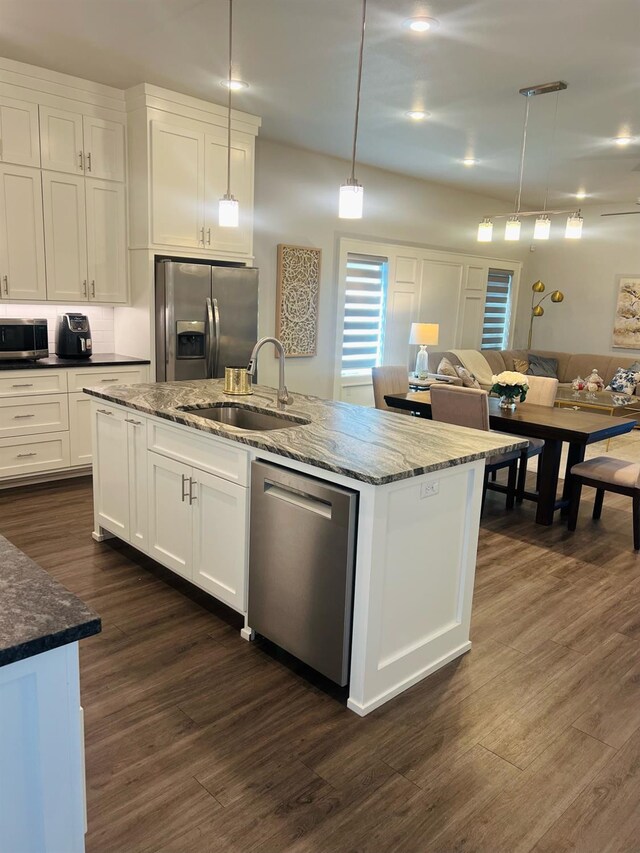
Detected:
[
  {"left": 561, "top": 442, "right": 586, "bottom": 516},
  {"left": 535, "top": 438, "right": 563, "bottom": 525}
]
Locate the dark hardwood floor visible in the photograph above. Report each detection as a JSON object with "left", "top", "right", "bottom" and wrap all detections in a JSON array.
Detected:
[{"left": 3, "top": 475, "right": 640, "bottom": 852}]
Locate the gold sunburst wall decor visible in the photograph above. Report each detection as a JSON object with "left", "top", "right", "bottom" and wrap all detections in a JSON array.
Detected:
[{"left": 275, "top": 244, "right": 321, "bottom": 357}]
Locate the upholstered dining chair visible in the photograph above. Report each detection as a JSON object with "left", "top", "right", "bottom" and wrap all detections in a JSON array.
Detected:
[
  {"left": 429, "top": 384, "right": 520, "bottom": 514},
  {"left": 372, "top": 366, "right": 410, "bottom": 414},
  {"left": 516, "top": 375, "right": 559, "bottom": 502},
  {"left": 568, "top": 457, "right": 640, "bottom": 550}
]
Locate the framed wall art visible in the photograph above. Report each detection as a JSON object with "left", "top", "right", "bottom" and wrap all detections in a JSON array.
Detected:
[
  {"left": 612, "top": 275, "right": 640, "bottom": 349},
  {"left": 275, "top": 244, "right": 321, "bottom": 357}
]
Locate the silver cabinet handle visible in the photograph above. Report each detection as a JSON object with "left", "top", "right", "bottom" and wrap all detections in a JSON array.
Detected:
[
  {"left": 82, "top": 280, "right": 87, "bottom": 297},
  {"left": 100, "top": 378, "right": 119, "bottom": 382},
  {"left": 181, "top": 473, "right": 189, "bottom": 502},
  {"left": 91, "top": 280, "right": 96, "bottom": 298},
  {"left": 79, "top": 151, "right": 84, "bottom": 171},
  {"left": 17, "top": 452, "right": 37, "bottom": 458},
  {"left": 97, "top": 408, "right": 113, "bottom": 415},
  {"left": 13, "top": 414, "right": 35, "bottom": 419},
  {"left": 200, "top": 226, "right": 205, "bottom": 245},
  {"left": 2, "top": 275, "right": 8, "bottom": 295},
  {"left": 189, "top": 478, "right": 197, "bottom": 505},
  {"left": 12, "top": 383, "right": 33, "bottom": 388},
  {"left": 207, "top": 227, "right": 211, "bottom": 245},
  {"left": 124, "top": 418, "right": 142, "bottom": 426},
  {"left": 87, "top": 152, "right": 92, "bottom": 172}
]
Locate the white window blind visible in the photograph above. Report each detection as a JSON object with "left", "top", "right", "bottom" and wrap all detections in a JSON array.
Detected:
[
  {"left": 481, "top": 269, "right": 513, "bottom": 350},
  {"left": 341, "top": 253, "right": 388, "bottom": 375}
]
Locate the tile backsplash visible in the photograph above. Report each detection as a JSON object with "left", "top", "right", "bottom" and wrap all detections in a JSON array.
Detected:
[{"left": 0, "top": 304, "right": 115, "bottom": 354}]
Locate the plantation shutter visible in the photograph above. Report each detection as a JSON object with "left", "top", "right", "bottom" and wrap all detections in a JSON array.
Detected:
[
  {"left": 341, "top": 253, "right": 388, "bottom": 374},
  {"left": 481, "top": 269, "right": 513, "bottom": 350}
]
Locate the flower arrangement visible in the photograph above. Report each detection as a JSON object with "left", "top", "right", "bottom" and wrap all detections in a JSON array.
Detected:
[{"left": 490, "top": 371, "right": 529, "bottom": 410}]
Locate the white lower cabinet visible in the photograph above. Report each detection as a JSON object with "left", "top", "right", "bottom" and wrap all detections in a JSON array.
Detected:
[
  {"left": 93, "top": 404, "right": 130, "bottom": 540},
  {"left": 147, "top": 452, "right": 191, "bottom": 576},
  {"left": 68, "top": 391, "right": 92, "bottom": 466}
]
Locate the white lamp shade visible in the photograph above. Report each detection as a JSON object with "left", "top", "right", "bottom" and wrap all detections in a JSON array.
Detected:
[
  {"left": 565, "top": 212, "right": 583, "bottom": 239},
  {"left": 219, "top": 196, "right": 239, "bottom": 228},
  {"left": 409, "top": 322, "right": 439, "bottom": 346},
  {"left": 533, "top": 215, "right": 551, "bottom": 240},
  {"left": 339, "top": 182, "right": 364, "bottom": 219},
  {"left": 477, "top": 219, "right": 493, "bottom": 242},
  {"left": 504, "top": 217, "right": 521, "bottom": 241}
]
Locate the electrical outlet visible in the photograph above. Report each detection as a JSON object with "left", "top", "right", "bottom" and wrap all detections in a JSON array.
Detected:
[{"left": 420, "top": 481, "right": 439, "bottom": 498}]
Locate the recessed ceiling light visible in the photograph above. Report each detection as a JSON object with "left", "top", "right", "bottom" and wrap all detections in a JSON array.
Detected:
[
  {"left": 462, "top": 157, "right": 478, "bottom": 166},
  {"left": 406, "top": 110, "right": 431, "bottom": 121},
  {"left": 613, "top": 135, "right": 634, "bottom": 146},
  {"left": 221, "top": 79, "right": 248, "bottom": 91},
  {"left": 403, "top": 16, "right": 439, "bottom": 33},
  {"left": 575, "top": 189, "right": 588, "bottom": 199}
]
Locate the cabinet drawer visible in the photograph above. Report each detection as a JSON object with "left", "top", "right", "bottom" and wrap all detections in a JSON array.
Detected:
[
  {"left": 0, "top": 371, "right": 67, "bottom": 396},
  {"left": 68, "top": 366, "right": 146, "bottom": 392},
  {"left": 148, "top": 420, "right": 249, "bottom": 486},
  {"left": 0, "top": 394, "right": 69, "bottom": 437},
  {"left": 0, "top": 432, "right": 70, "bottom": 477}
]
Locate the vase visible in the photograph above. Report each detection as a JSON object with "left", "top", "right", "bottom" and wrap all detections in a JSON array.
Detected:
[{"left": 499, "top": 395, "right": 517, "bottom": 411}]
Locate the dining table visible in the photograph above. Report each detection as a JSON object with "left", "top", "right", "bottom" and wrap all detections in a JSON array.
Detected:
[{"left": 384, "top": 391, "right": 638, "bottom": 525}]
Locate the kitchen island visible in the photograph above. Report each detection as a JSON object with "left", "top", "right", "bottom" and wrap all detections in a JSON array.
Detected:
[{"left": 85, "top": 380, "right": 525, "bottom": 715}]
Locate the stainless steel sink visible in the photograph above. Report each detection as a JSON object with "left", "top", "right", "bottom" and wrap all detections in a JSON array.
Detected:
[{"left": 177, "top": 403, "right": 310, "bottom": 431}]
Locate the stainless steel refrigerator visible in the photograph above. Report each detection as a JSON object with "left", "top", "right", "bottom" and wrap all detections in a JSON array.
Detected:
[{"left": 155, "top": 260, "right": 259, "bottom": 382}]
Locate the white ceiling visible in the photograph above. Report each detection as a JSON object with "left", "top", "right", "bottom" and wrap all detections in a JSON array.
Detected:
[{"left": 1, "top": 0, "right": 639, "bottom": 206}]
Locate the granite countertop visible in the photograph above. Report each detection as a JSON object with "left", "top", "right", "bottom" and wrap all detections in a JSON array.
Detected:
[
  {"left": 0, "top": 353, "right": 151, "bottom": 370},
  {"left": 84, "top": 379, "right": 527, "bottom": 486},
  {"left": 0, "top": 536, "right": 101, "bottom": 667}
]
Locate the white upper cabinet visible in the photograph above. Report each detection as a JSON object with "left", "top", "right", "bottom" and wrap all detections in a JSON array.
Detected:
[
  {"left": 0, "top": 97, "right": 40, "bottom": 168},
  {"left": 0, "top": 165, "right": 46, "bottom": 300},
  {"left": 204, "top": 132, "right": 253, "bottom": 257},
  {"left": 85, "top": 179, "right": 127, "bottom": 303},
  {"left": 39, "top": 106, "right": 84, "bottom": 175},
  {"left": 40, "top": 107, "right": 125, "bottom": 182},
  {"left": 42, "top": 171, "right": 88, "bottom": 302},
  {"left": 151, "top": 121, "right": 205, "bottom": 248},
  {"left": 82, "top": 116, "right": 125, "bottom": 182}
]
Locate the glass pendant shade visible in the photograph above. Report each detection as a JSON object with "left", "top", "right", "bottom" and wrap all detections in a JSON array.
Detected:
[
  {"left": 504, "top": 216, "right": 521, "bottom": 241},
  {"left": 533, "top": 215, "right": 551, "bottom": 240},
  {"left": 219, "top": 195, "right": 239, "bottom": 228},
  {"left": 477, "top": 219, "right": 493, "bottom": 242},
  {"left": 565, "top": 212, "right": 583, "bottom": 239},
  {"left": 339, "top": 181, "right": 364, "bottom": 219}
]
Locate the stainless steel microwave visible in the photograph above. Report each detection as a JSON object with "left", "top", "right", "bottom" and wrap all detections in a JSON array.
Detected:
[{"left": 0, "top": 319, "right": 49, "bottom": 360}]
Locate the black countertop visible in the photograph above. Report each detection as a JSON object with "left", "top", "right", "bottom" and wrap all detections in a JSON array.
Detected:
[
  {"left": 0, "top": 353, "right": 150, "bottom": 370},
  {"left": 0, "top": 535, "right": 101, "bottom": 667}
]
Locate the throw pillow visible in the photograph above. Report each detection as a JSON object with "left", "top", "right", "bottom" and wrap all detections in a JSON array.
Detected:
[
  {"left": 513, "top": 358, "right": 529, "bottom": 374},
  {"left": 437, "top": 357, "right": 458, "bottom": 379},
  {"left": 455, "top": 365, "right": 481, "bottom": 388},
  {"left": 527, "top": 353, "right": 558, "bottom": 378},
  {"left": 607, "top": 367, "right": 640, "bottom": 394}
]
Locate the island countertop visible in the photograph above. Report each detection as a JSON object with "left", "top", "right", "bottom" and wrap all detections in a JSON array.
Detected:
[
  {"left": 83, "top": 379, "right": 528, "bottom": 486},
  {"left": 0, "top": 535, "right": 101, "bottom": 667}
]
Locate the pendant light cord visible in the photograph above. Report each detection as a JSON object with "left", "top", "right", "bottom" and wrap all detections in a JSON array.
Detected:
[
  {"left": 514, "top": 95, "right": 531, "bottom": 214},
  {"left": 349, "top": 0, "right": 367, "bottom": 182},
  {"left": 542, "top": 90, "right": 560, "bottom": 213},
  {"left": 226, "top": 0, "right": 233, "bottom": 198}
]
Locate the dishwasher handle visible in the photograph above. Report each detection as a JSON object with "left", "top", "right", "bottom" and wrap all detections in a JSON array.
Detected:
[{"left": 264, "top": 480, "right": 332, "bottom": 519}]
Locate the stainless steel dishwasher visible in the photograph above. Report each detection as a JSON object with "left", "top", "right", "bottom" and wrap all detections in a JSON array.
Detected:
[{"left": 248, "top": 460, "right": 358, "bottom": 686}]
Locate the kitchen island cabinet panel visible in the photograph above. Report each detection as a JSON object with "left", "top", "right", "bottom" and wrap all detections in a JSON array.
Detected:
[
  {"left": 92, "top": 404, "right": 130, "bottom": 540},
  {"left": 147, "top": 452, "right": 192, "bottom": 577}
]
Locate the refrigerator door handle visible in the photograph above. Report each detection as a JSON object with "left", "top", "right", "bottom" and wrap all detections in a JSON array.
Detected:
[
  {"left": 212, "top": 297, "right": 221, "bottom": 377},
  {"left": 205, "top": 297, "right": 215, "bottom": 378}
]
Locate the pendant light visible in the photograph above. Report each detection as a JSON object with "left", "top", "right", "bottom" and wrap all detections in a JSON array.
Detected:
[
  {"left": 339, "top": 0, "right": 367, "bottom": 219},
  {"left": 477, "top": 218, "right": 493, "bottom": 242},
  {"left": 565, "top": 210, "right": 583, "bottom": 239},
  {"left": 219, "top": 0, "right": 239, "bottom": 228}
]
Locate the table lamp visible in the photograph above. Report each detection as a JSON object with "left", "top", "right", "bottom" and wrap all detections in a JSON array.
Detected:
[{"left": 409, "top": 323, "right": 439, "bottom": 379}]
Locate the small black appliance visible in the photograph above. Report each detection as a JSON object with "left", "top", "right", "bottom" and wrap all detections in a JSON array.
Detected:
[{"left": 56, "top": 313, "right": 93, "bottom": 359}]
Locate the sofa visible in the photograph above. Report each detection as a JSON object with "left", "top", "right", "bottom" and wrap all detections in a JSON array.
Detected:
[{"left": 427, "top": 349, "right": 640, "bottom": 392}]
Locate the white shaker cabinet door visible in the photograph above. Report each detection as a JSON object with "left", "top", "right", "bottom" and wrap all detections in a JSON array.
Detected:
[
  {"left": 147, "top": 453, "right": 192, "bottom": 578},
  {"left": 86, "top": 179, "right": 127, "bottom": 303},
  {"left": 82, "top": 116, "right": 125, "bottom": 183},
  {"left": 93, "top": 404, "right": 130, "bottom": 540},
  {"left": 39, "top": 106, "right": 84, "bottom": 175},
  {"left": 204, "top": 132, "right": 253, "bottom": 256},
  {"left": 126, "top": 416, "right": 148, "bottom": 553},
  {"left": 0, "top": 96, "right": 40, "bottom": 167},
  {"left": 151, "top": 121, "right": 205, "bottom": 248},
  {"left": 42, "top": 171, "right": 88, "bottom": 302},
  {"left": 192, "top": 470, "right": 248, "bottom": 612},
  {"left": 0, "top": 165, "right": 47, "bottom": 300},
  {"left": 69, "top": 392, "right": 92, "bottom": 466}
]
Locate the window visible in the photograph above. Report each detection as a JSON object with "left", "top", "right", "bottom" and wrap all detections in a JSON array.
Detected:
[
  {"left": 481, "top": 269, "right": 513, "bottom": 350},
  {"left": 341, "top": 253, "right": 388, "bottom": 375}
]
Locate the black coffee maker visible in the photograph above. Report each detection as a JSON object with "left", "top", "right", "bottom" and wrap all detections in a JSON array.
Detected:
[{"left": 56, "top": 313, "right": 93, "bottom": 359}]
